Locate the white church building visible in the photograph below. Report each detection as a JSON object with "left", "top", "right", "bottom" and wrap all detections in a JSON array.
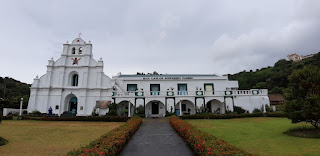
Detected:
[{"left": 27, "top": 36, "right": 270, "bottom": 117}]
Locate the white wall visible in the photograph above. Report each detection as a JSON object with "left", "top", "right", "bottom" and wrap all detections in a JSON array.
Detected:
[
  {"left": 234, "top": 95, "right": 270, "bottom": 113},
  {"left": 27, "top": 37, "right": 113, "bottom": 116},
  {"left": 115, "top": 77, "right": 238, "bottom": 94},
  {"left": 3, "top": 108, "right": 27, "bottom": 116}
]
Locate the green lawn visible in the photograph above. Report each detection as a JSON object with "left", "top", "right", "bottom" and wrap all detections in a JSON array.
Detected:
[
  {"left": 0, "top": 120, "right": 124, "bottom": 156},
  {"left": 186, "top": 117, "right": 320, "bottom": 156}
]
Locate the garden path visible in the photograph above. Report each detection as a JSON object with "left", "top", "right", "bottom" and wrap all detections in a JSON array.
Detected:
[{"left": 120, "top": 118, "right": 195, "bottom": 156}]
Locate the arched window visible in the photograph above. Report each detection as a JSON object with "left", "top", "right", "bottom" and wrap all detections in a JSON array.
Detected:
[
  {"left": 72, "top": 47, "right": 76, "bottom": 54},
  {"left": 71, "top": 74, "right": 78, "bottom": 86},
  {"left": 79, "top": 47, "right": 83, "bottom": 55}
]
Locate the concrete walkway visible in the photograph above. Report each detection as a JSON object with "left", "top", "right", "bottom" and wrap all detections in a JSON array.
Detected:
[{"left": 120, "top": 118, "right": 195, "bottom": 156}]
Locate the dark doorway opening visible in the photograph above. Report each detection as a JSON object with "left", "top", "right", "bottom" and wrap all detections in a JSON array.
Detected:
[
  {"left": 69, "top": 97, "right": 78, "bottom": 114},
  {"left": 152, "top": 102, "right": 159, "bottom": 114}
]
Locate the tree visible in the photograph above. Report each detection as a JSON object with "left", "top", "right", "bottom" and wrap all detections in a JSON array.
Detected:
[
  {"left": 107, "top": 103, "right": 118, "bottom": 116},
  {"left": 284, "top": 65, "right": 320, "bottom": 129}
]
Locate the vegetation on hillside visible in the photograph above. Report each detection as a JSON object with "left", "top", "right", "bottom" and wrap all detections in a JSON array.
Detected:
[
  {"left": 0, "top": 77, "right": 30, "bottom": 110},
  {"left": 229, "top": 52, "right": 320, "bottom": 94}
]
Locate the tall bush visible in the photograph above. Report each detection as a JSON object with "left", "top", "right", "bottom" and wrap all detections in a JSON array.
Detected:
[
  {"left": 107, "top": 103, "right": 118, "bottom": 116},
  {"left": 284, "top": 65, "right": 320, "bottom": 129}
]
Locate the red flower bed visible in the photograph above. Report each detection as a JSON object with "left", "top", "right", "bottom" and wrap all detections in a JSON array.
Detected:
[
  {"left": 68, "top": 116, "right": 142, "bottom": 156},
  {"left": 170, "top": 116, "right": 255, "bottom": 156}
]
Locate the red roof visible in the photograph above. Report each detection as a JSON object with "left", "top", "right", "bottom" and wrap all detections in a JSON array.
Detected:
[
  {"left": 268, "top": 94, "right": 284, "bottom": 101},
  {"left": 268, "top": 94, "right": 285, "bottom": 105}
]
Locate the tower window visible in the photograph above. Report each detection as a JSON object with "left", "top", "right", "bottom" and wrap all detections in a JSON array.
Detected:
[
  {"left": 72, "top": 47, "right": 76, "bottom": 54},
  {"left": 79, "top": 47, "right": 83, "bottom": 55},
  {"left": 72, "top": 74, "right": 78, "bottom": 86}
]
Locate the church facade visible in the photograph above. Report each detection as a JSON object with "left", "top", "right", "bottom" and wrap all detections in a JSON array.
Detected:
[{"left": 27, "top": 36, "right": 270, "bottom": 117}]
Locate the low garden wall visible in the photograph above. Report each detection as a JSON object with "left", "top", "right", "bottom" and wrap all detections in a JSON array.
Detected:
[
  {"left": 22, "top": 116, "right": 129, "bottom": 122},
  {"left": 170, "top": 116, "right": 254, "bottom": 156},
  {"left": 2, "top": 108, "right": 27, "bottom": 116},
  {"left": 68, "top": 116, "right": 142, "bottom": 156}
]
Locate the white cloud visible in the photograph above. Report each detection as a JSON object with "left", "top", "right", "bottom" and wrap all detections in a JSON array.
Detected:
[
  {"left": 159, "top": 30, "right": 167, "bottom": 40},
  {"left": 0, "top": 0, "right": 320, "bottom": 83},
  {"left": 210, "top": 18, "right": 320, "bottom": 73},
  {"left": 160, "top": 14, "right": 181, "bottom": 29}
]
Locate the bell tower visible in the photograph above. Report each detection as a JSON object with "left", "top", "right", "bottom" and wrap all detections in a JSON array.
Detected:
[
  {"left": 62, "top": 33, "right": 93, "bottom": 57},
  {"left": 59, "top": 33, "right": 94, "bottom": 67}
]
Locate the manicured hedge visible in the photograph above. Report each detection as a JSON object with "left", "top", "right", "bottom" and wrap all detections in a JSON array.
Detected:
[
  {"left": 2, "top": 115, "right": 13, "bottom": 120},
  {"left": 68, "top": 116, "right": 142, "bottom": 156},
  {"left": 180, "top": 112, "right": 286, "bottom": 119},
  {"left": 170, "top": 116, "right": 254, "bottom": 156},
  {"left": 22, "top": 116, "right": 129, "bottom": 122},
  {"left": 180, "top": 113, "right": 263, "bottom": 119},
  {"left": 265, "top": 112, "right": 287, "bottom": 117}
]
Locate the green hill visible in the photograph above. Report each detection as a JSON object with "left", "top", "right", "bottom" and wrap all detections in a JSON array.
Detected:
[
  {"left": 228, "top": 52, "right": 320, "bottom": 94},
  {"left": 0, "top": 77, "right": 30, "bottom": 110}
]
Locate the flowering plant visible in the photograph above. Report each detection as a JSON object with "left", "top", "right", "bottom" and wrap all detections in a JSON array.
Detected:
[
  {"left": 68, "top": 116, "right": 142, "bottom": 156},
  {"left": 170, "top": 116, "right": 255, "bottom": 156}
]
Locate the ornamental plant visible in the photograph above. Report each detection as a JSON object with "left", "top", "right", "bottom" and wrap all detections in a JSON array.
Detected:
[
  {"left": 170, "top": 116, "right": 255, "bottom": 156},
  {"left": 68, "top": 116, "right": 142, "bottom": 156}
]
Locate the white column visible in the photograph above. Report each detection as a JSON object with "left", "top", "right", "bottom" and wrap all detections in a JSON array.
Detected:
[
  {"left": 179, "top": 100, "right": 182, "bottom": 116},
  {"left": 263, "top": 104, "right": 266, "bottom": 113},
  {"left": 19, "top": 98, "right": 23, "bottom": 116},
  {"left": 128, "top": 100, "right": 131, "bottom": 117}
]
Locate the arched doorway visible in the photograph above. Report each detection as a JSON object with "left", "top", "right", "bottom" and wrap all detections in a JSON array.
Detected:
[
  {"left": 175, "top": 100, "right": 195, "bottom": 115},
  {"left": 117, "top": 101, "right": 134, "bottom": 117},
  {"left": 206, "top": 99, "right": 225, "bottom": 114},
  {"left": 145, "top": 100, "right": 165, "bottom": 117},
  {"left": 69, "top": 97, "right": 78, "bottom": 114}
]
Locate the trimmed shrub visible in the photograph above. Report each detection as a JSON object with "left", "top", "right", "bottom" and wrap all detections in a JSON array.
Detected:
[
  {"left": 170, "top": 116, "right": 254, "bottom": 156},
  {"left": 165, "top": 112, "right": 175, "bottom": 117},
  {"left": 22, "top": 116, "right": 129, "bottom": 122},
  {"left": 252, "top": 108, "right": 262, "bottom": 113},
  {"left": 180, "top": 113, "right": 263, "bottom": 119},
  {"left": 284, "top": 125, "right": 320, "bottom": 138},
  {"left": 68, "top": 116, "right": 142, "bottom": 156},
  {"left": 136, "top": 105, "right": 145, "bottom": 115},
  {"left": 265, "top": 105, "right": 274, "bottom": 112},
  {"left": 233, "top": 106, "right": 246, "bottom": 114},
  {"left": 137, "top": 114, "right": 145, "bottom": 118},
  {"left": 0, "top": 137, "right": 8, "bottom": 146},
  {"left": 24, "top": 110, "right": 46, "bottom": 117},
  {"left": 31, "top": 110, "right": 42, "bottom": 115},
  {"left": 266, "top": 112, "right": 286, "bottom": 117},
  {"left": 2, "top": 115, "right": 13, "bottom": 120},
  {"left": 107, "top": 103, "right": 118, "bottom": 116},
  {"left": 275, "top": 104, "right": 286, "bottom": 112}
]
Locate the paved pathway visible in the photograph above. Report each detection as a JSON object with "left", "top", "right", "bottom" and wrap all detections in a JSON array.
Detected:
[{"left": 120, "top": 118, "right": 195, "bottom": 156}]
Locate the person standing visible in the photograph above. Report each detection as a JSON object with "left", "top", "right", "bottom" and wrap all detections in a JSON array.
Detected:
[
  {"left": 48, "top": 107, "right": 53, "bottom": 117},
  {"left": 72, "top": 108, "right": 76, "bottom": 116}
]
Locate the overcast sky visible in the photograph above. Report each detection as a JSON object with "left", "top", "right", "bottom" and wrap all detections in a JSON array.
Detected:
[{"left": 1, "top": 0, "right": 320, "bottom": 84}]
